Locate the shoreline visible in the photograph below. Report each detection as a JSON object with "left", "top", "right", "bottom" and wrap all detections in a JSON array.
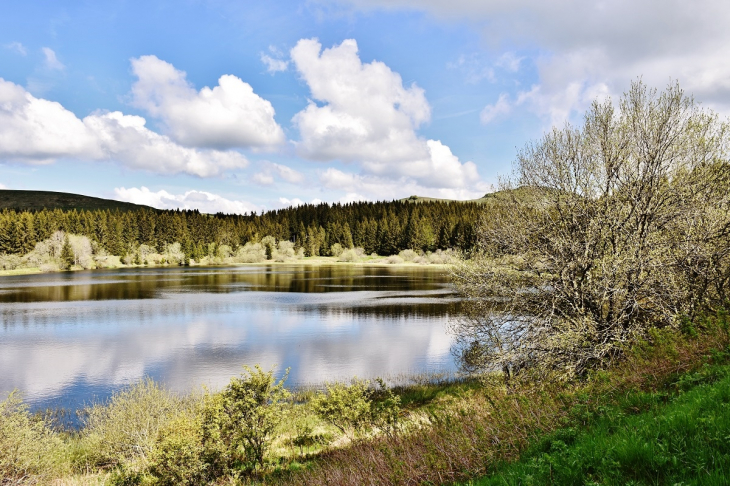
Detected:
[{"left": 0, "top": 256, "right": 454, "bottom": 277}]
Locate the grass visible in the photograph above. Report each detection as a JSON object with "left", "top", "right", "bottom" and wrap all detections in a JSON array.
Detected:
[
  {"left": 464, "top": 362, "right": 730, "bottom": 485},
  {"left": 0, "top": 266, "right": 43, "bottom": 276}
]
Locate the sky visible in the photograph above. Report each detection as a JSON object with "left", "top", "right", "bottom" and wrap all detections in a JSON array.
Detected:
[{"left": 1, "top": 0, "right": 729, "bottom": 214}]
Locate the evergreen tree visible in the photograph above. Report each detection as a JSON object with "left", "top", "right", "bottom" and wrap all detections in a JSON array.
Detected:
[{"left": 61, "top": 236, "right": 74, "bottom": 269}]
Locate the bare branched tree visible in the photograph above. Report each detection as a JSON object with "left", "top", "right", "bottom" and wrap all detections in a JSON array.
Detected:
[{"left": 451, "top": 80, "right": 730, "bottom": 380}]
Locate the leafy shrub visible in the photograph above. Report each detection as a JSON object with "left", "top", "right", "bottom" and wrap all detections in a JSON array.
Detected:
[
  {"left": 385, "top": 255, "right": 404, "bottom": 265},
  {"left": 274, "top": 240, "right": 296, "bottom": 262},
  {"left": 0, "top": 254, "right": 23, "bottom": 270},
  {"left": 78, "top": 379, "right": 188, "bottom": 469},
  {"left": 200, "top": 366, "right": 290, "bottom": 473},
  {"left": 330, "top": 243, "right": 344, "bottom": 257},
  {"left": 311, "top": 379, "right": 374, "bottom": 440},
  {"left": 398, "top": 249, "right": 417, "bottom": 262},
  {"left": 0, "top": 391, "right": 66, "bottom": 483},
  {"left": 149, "top": 413, "right": 208, "bottom": 486},
  {"left": 338, "top": 249, "right": 360, "bottom": 262},
  {"left": 233, "top": 242, "right": 266, "bottom": 263}
]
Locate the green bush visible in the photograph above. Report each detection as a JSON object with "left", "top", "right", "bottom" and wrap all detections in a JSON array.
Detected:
[
  {"left": 200, "top": 365, "right": 290, "bottom": 473},
  {"left": 0, "top": 391, "right": 66, "bottom": 483},
  {"left": 311, "top": 379, "right": 374, "bottom": 440},
  {"left": 78, "top": 378, "right": 189, "bottom": 469},
  {"left": 149, "top": 413, "right": 208, "bottom": 486}
]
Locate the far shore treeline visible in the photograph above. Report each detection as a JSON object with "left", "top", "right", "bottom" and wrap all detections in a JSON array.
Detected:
[{"left": 0, "top": 199, "right": 480, "bottom": 264}]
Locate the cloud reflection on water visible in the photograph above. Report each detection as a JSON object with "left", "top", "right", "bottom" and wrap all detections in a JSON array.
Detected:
[{"left": 0, "top": 265, "right": 460, "bottom": 412}]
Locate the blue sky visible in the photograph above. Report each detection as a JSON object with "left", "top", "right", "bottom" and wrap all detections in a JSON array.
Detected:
[{"left": 1, "top": 0, "right": 728, "bottom": 213}]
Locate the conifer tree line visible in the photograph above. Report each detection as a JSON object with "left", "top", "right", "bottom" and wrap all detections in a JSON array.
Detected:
[{"left": 0, "top": 200, "right": 481, "bottom": 260}]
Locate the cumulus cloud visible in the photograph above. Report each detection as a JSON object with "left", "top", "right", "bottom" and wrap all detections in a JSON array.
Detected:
[
  {"left": 130, "top": 55, "right": 285, "bottom": 149},
  {"left": 114, "top": 186, "right": 260, "bottom": 214},
  {"left": 291, "top": 38, "right": 481, "bottom": 191},
  {"left": 252, "top": 161, "right": 305, "bottom": 186},
  {"left": 0, "top": 182, "right": 7, "bottom": 189},
  {"left": 85, "top": 112, "right": 249, "bottom": 177},
  {"left": 41, "top": 47, "right": 64, "bottom": 71},
  {"left": 0, "top": 78, "right": 100, "bottom": 162},
  {"left": 329, "top": 0, "right": 730, "bottom": 121},
  {"left": 0, "top": 78, "right": 248, "bottom": 176},
  {"left": 4, "top": 42, "right": 26, "bottom": 56}
]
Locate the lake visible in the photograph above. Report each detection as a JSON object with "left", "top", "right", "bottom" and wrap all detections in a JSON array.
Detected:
[{"left": 0, "top": 264, "right": 461, "bottom": 413}]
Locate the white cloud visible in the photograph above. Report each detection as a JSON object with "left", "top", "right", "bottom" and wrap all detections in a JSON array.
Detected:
[
  {"left": 85, "top": 111, "right": 249, "bottom": 177},
  {"left": 291, "top": 38, "right": 481, "bottom": 191},
  {"left": 0, "top": 78, "right": 248, "bottom": 177},
  {"left": 252, "top": 162, "right": 305, "bottom": 186},
  {"left": 480, "top": 93, "right": 512, "bottom": 124},
  {"left": 339, "top": 192, "right": 368, "bottom": 204},
  {"left": 291, "top": 38, "right": 430, "bottom": 164},
  {"left": 278, "top": 197, "right": 324, "bottom": 207},
  {"left": 0, "top": 78, "right": 100, "bottom": 162},
  {"left": 114, "top": 186, "right": 260, "bottom": 214},
  {"left": 330, "top": 0, "right": 730, "bottom": 122},
  {"left": 130, "top": 55, "right": 285, "bottom": 150},
  {"left": 4, "top": 42, "right": 26, "bottom": 56},
  {"left": 252, "top": 172, "right": 275, "bottom": 185},
  {"left": 0, "top": 182, "right": 7, "bottom": 189},
  {"left": 41, "top": 47, "right": 64, "bottom": 71},
  {"left": 261, "top": 54, "right": 289, "bottom": 73},
  {"left": 278, "top": 197, "right": 305, "bottom": 207},
  {"left": 261, "top": 46, "right": 289, "bottom": 73}
]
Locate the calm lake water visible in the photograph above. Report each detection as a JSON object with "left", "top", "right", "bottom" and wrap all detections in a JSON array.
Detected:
[{"left": 0, "top": 265, "right": 461, "bottom": 413}]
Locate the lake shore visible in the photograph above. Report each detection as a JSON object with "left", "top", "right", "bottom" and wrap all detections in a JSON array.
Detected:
[{"left": 0, "top": 255, "right": 453, "bottom": 277}]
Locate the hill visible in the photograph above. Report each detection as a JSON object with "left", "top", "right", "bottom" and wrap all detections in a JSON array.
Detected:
[
  {"left": 400, "top": 187, "right": 543, "bottom": 204},
  {"left": 0, "top": 190, "right": 153, "bottom": 212}
]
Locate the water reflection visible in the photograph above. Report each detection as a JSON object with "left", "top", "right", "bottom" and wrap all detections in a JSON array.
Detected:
[{"left": 0, "top": 265, "right": 459, "bottom": 414}]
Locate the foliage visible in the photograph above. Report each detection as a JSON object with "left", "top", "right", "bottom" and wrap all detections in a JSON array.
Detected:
[
  {"left": 78, "top": 378, "right": 190, "bottom": 469},
  {"left": 0, "top": 391, "right": 67, "bottom": 483},
  {"left": 311, "top": 379, "right": 374, "bottom": 440},
  {"left": 200, "top": 366, "right": 290, "bottom": 473},
  {"left": 311, "top": 378, "right": 402, "bottom": 441},
  {"left": 0, "top": 197, "right": 481, "bottom": 264},
  {"left": 451, "top": 80, "right": 730, "bottom": 380},
  {"left": 148, "top": 413, "right": 208, "bottom": 486}
]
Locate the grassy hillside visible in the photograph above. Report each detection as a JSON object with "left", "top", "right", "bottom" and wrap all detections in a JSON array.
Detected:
[
  {"left": 466, "top": 362, "right": 730, "bottom": 485},
  {"left": 0, "top": 190, "right": 153, "bottom": 212}
]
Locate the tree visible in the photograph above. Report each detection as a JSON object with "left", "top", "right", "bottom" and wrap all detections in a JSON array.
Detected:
[
  {"left": 60, "top": 236, "right": 74, "bottom": 269},
  {"left": 451, "top": 80, "right": 730, "bottom": 381}
]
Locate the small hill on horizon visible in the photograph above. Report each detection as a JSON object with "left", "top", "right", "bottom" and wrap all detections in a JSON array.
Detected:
[
  {"left": 0, "top": 190, "right": 154, "bottom": 212},
  {"left": 400, "top": 187, "right": 541, "bottom": 204}
]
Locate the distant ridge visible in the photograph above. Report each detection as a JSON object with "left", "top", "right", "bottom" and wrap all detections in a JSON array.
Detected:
[
  {"left": 0, "top": 190, "right": 154, "bottom": 212},
  {"left": 399, "top": 187, "right": 539, "bottom": 204}
]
